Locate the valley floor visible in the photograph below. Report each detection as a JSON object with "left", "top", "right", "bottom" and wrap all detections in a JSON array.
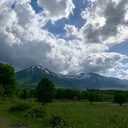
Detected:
[{"left": 0, "top": 98, "right": 128, "bottom": 128}]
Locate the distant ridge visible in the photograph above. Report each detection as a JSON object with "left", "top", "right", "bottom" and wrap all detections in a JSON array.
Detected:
[{"left": 16, "top": 65, "right": 128, "bottom": 89}]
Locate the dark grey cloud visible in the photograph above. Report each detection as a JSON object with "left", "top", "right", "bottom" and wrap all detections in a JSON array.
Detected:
[
  {"left": 0, "top": 39, "right": 51, "bottom": 71},
  {"left": 102, "top": 0, "right": 127, "bottom": 37}
]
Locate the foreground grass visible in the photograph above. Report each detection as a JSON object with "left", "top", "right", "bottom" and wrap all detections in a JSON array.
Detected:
[
  {"left": 0, "top": 98, "right": 128, "bottom": 128},
  {"left": 47, "top": 101, "right": 128, "bottom": 128},
  {"left": 0, "top": 97, "right": 48, "bottom": 128}
]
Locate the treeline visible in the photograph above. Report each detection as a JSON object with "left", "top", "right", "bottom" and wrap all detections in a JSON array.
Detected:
[{"left": 17, "top": 88, "right": 128, "bottom": 102}]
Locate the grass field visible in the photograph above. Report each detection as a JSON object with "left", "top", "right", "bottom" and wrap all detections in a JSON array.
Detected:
[
  {"left": 47, "top": 101, "right": 128, "bottom": 128},
  {"left": 0, "top": 98, "right": 128, "bottom": 128}
]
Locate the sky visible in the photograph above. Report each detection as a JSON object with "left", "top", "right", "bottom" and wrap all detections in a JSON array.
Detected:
[{"left": 0, "top": 0, "right": 128, "bottom": 79}]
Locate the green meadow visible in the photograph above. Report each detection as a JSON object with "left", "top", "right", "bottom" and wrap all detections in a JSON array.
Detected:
[
  {"left": 1, "top": 98, "right": 128, "bottom": 128},
  {"left": 47, "top": 101, "right": 128, "bottom": 128}
]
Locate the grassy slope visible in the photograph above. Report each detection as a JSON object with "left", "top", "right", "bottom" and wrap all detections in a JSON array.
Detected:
[{"left": 0, "top": 98, "right": 128, "bottom": 128}]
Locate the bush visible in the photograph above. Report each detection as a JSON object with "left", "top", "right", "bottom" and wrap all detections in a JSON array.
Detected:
[
  {"left": 49, "top": 115, "right": 69, "bottom": 128},
  {"left": 28, "top": 106, "right": 47, "bottom": 119},
  {"left": 9, "top": 100, "right": 47, "bottom": 119},
  {"left": 9, "top": 102, "right": 31, "bottom": 112}
]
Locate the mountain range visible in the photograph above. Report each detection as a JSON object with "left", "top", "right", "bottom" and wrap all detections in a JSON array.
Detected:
[{"left": 16, "top": 65, "right": 128, "bottom": 89}]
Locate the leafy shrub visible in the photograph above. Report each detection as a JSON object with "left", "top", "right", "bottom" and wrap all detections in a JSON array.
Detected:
[
  {"left": 49, "top": 115, "right": 69, "bottom": 128},
  {"left": 28, "top": 106, "right": 47, "bottom": 119},
  {"left": 9, "top": 102, "right": 31, "bottom": 112},
  {"left": 9, "top": 100, "right": 47, "bottom": 120}
]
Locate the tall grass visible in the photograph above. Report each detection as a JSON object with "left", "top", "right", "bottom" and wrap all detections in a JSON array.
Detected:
[
  {"left": 46, "top": 101, "right": 128, "bottom": 128},
  {"left": 1, "top": 97, "right": 128, "bottom": 128}
]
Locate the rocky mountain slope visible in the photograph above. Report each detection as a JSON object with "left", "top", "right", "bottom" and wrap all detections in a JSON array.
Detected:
[{"left": 16, "top": 65, "right": 128, "bottom": 89}]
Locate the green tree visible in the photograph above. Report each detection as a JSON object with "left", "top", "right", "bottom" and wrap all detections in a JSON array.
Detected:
[
  {"left": 63, "top": 89, "right": 74, "bottom": 99},
  {"left": 55, "top": 89, "right": 64, "bottom": 99},
  {"left": 29, "top": 88, "right": 35, "bottom": 98},
  {"left": 0, "top": 63, "right": 17, "bottom": 96},
  {"left": 88, "top": 93, "right": 95, "bottom": 103},
  {"left": 114, "top": 93, "right": 126, "bottom": 106},
  {"left": 21, "top": 89, "right": 29, "bottom": 99},
  {"left": 81, "top": 90, "right": 88, "bottom": 100},
  {"left": 35, "top": 78, "right": 55, "bottom": 105}
]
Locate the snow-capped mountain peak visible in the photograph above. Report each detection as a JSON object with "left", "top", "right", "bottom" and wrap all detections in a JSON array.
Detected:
[{"left": 16, "top": 65, "right": 128, "bottom": 89}]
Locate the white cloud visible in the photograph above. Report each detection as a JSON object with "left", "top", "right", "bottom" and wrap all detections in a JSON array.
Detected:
[
  {"left": 0, "top": 0, "right": 52, "bottom": 69},
  {"left": 47, "top": 37, "right": 127, "bottom": 74},
  {"left": 64, "top": 24, "right": 78, "bottom": 38},
  {"left": 80, "top": 0, "right": 128, "bottom": 45},
  {"left": 0, "top": 0, "right": 128, "bottom": 78},
  {"left": 78, "top": 52, "right": 127, "bottom": 74},
  {"left": 14, "top": 0, "right": 31, "bottom": 5},
  {"left": 116, "top": 69, "right": 128, "bottom": 79},
  {"left": 37, "top": 0, "right": 75, "bottom": 23}
]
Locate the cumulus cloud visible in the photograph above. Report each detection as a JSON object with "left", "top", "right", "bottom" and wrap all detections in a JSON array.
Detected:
[
  {"left": 64, "top": 24, "right": 78, "bottom": 38},
  {"left": 37, "top": 0, "right": 75, "bottom": 22},
  {"left": 80, "top": 0, "right": 128, "bottom": 45},
  {"left": 116, "top": 69, "right": 128, "bottom": 79},
  {"left": 80, "top": 52, "right": 127, "bottom": 73},
  {"left": 0, "top": 0, "right": 52, "bottom": 68},
  {"left": 81, "top": 52, "right": 124, "bottom": 74},
  {"left": 0, "top": 0, "right": 128, "bottom": 79}
]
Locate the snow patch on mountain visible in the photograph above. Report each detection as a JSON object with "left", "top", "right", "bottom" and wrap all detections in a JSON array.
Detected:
[{"left": 16, "top": 65, "right": 128, "bottom": 89}]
